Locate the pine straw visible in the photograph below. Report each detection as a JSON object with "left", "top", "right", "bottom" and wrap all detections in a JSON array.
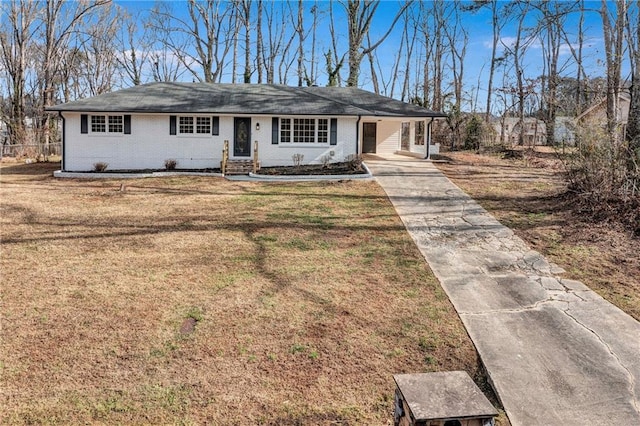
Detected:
[{"left": 0, "top": 162, "right": 487, "bottom": 424}]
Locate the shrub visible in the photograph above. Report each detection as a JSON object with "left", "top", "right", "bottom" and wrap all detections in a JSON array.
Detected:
[
  {"left": 93, "top": 162, "right": 108, "bottom": 172},
  {"left": 292, "top": 153, "right": 304, "bottom": 167},
  {"left": 559, "top": 122, "right": 640, "bottom": 234},
  {"left": 164, "top": 159, "right": 178, "bottom": 170}
]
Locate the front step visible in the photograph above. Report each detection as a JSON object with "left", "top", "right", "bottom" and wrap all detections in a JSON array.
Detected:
[{"left": 223, "top": 160, "right": 259, "bottom": 175}]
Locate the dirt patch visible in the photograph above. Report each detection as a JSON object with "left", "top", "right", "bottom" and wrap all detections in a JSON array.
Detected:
[{"left": 435, "top": 149, "right": 640, "bottom": 321}]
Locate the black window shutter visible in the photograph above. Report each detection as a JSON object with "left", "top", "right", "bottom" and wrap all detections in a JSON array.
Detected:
[
  {"left": 169, "top": 115, "right": 177, "bottom": 135},
  {"left": 272, "top": 117, "right": 279, "bottom": 144},
  {"left": 212, "top": 116, "right": 219, "bottom": 135},
  {"left": 330, "top": 118, "right": 337, "bottom": 145},
  {"left": 81, "top": 114, "right": 88, "bottom": 134},
  {"left": 124, "top": 115, "right": 131, "bottom": 134}
]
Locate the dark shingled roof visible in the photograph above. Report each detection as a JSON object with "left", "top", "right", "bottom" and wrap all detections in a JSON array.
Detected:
[{"left": 47, "top": 82, "right": 446, "bottom": 118}]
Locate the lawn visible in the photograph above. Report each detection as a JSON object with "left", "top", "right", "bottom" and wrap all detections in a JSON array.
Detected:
[
  {"left": 0, "top": 161, "right": 490, "bottom": 424},
  {"left": 435, "top": 149, "right": 640, "bottom": 321}
]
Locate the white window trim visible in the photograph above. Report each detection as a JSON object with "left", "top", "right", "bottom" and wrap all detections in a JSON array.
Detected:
[
  {"left": 89, "top": 114, "right": 124, "bottom": 135},
  {"left": 177, "top": 115, "right": 212, "bottom": 137},
  {"left": 279, "top": 116, "right": 330, "bottom": 146}
]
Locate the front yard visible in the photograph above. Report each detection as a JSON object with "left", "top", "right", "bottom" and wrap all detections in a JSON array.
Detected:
[{"left": 0, "top": 162, "right": 487, "bottom": 424}]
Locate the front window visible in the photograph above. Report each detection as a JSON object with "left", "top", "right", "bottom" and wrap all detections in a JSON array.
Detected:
[
  {"left": 179, "top": 116, "right": 194, "bottom": 134},
  {"left": 280, "top": 118, "right": 330, "bottom": 144},
  {"left": 294, "top": 118, "right": 315, "bottom": 143},
  {"left": 91, "top": 115, "right": 106, "bottom": 133},
  {"left": 317, "top": 119, "right": 328, "bottom": 143},
  {"left": 401, "top": 122, "right": 410, "bottom": 150},
  {"left": 91, "top": 115, "right": 123, "bottom": 134},
  {"left": 280, "top": 118, "right": 291, "bottom": 142},
  {"left": 196, "top": 116, "right": 211, "bottom": 134},
  {"left": 415, "top": 121, "right": 425, "bottom": 145},
  {"left": 108, "top": 116, "right": 123, "bottom": 133}
]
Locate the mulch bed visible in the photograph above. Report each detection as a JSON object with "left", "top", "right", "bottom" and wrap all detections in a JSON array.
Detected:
[{"left": 256, "top": 161, "right": 367, "bottom": 176}]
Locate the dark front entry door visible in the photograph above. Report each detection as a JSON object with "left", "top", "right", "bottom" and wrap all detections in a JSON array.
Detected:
[
  {"left": 234, "top": 117, "right": 251, "bottom": 157},
  {"left": 362, "top": 122, "right": 377, "bottom": 153}
]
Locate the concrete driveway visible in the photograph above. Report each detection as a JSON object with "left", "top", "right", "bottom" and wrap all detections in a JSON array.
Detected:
[{"left": 366, "top": 155, "right": 640, "bottom": 426}]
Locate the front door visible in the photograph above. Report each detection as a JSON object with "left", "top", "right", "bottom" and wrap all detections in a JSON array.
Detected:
[
  {"left": 234, "top": 117, "right": 251, "bottom": 157},
  {"left": 362, "top": 122, "right": 377, "bottom": 153}
]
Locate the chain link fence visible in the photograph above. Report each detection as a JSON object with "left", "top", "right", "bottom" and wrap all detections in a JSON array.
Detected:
[{"left": 1, "top": 142, "right": 61, "bottom": 159}]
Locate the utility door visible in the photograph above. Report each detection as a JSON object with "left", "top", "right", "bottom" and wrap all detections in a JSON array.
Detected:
[{"left": 362, "top": 122, "right": 377, "bottom": 153}]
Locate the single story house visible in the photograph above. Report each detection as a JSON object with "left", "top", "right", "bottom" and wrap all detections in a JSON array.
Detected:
[{"left": 47, "top": 82, "right": 446, "bottom": 172}]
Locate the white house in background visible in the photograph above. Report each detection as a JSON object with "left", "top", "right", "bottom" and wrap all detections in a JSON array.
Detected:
[
  {"left": 47, "top": 82, "right": 446, "bottom": 172},
  {"left": 492, "top": 117, "right": 547, "bottom": 146}
]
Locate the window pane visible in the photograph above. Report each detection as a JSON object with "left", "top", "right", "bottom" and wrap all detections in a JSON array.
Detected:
[
  {"left": 196, "top": 116, "right": 211, "bottom": 134},
  {"left": 179, "top": 116, "right": 194, "bottom": 134},
  {"left": 294, "top": 118, "right": 315, "bottom": 143},
  {"left": 280, "top": 118, "right": 291, "bottom": 143},
  {"left": 108, "top": 115, "right": 123, "bottom": 133},
  {"left": 91, "top": 115, "right": 106, "bottom": 133},
  {"left": 318, "top": 119, "right": 328, "bottom": 143}
]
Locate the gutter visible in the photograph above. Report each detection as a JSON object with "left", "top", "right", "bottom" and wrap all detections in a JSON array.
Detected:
[
  {"left": 356, "top": 115, "right": 362, "bottom": 155},
  {"left": 425, "top": 117, "right": 434, "bottom": 159},
  {"left": 58, "top": 111, "right": 65, "bottom": 171}
]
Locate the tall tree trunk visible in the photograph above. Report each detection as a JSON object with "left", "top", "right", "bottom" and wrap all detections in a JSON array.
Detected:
[
  {"left": 485, "top": 0, "right": 499, "bottom": 121},
  {"left": 626, "top": 1, "right": 640, "bottom": 170},
  {"left": 242, "top": 0, "right": 251, "bottom": 83},
  {"left": 344, "top": 0, "right": 410, "bottom": 87},
  {"left": 256, "top": 0, "right": 263, "bottom": 83},
  {"left": 601, "top": 0, "right": 626, "bottom": 143},
  {"left": 296, "top": 0, "right": 304, "bottom": 87}
]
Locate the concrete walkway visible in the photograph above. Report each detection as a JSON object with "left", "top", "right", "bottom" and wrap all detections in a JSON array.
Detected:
[{"left": 366, "top": 156, "right": 640, "bottom": 426}]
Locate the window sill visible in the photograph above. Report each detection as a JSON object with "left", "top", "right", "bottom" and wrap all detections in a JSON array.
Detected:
[{"left": 278, "top": 143, "right": 330, "bottom": 147}]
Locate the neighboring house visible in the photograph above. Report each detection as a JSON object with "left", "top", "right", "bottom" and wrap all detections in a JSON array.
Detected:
[
  {"left": 492, "top": 117, "right": 546, "bottom": 146},
  {"left": 47, "top": 82, "right": 446, "bottom": 172},
  {"left": 554, "top": 116, "right": 576, "bottom": 147},
  {"left": 576, "top": 91, "right": 631, "bottom": 139}
]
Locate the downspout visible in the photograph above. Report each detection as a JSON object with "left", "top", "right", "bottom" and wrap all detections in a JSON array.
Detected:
[
  {"left": 356, "top": 115, "right": 362, "bottom": 155},
  {"left": 58, "top": 111, "right": 65, "bottom": 171},
  {"left": 425, "top": 117, "right": 434, "bottom": 159}
]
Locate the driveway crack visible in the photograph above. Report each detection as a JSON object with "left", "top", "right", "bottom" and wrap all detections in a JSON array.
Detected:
[{"left": 562, "top": 306, "right": 639, "bottom": 413}]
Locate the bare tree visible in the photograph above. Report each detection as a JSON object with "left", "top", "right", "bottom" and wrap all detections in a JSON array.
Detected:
[
  {"left": 464, "top": 1, "right": 505, "bottom": 120},
  {"left": 400, "top": 8, "right": 417, "bottom": 102},
  {"left": 601, "top": 0, "right": 626, "bottom": 142},
  {"left": 150, "top": 0, "right": 235, "bottom": 84},
  {"left": 237, "top": 0, "right": 252, "bottom": 83},
  {"left": 536, "top": 1, "right": 577, "bottom": 146},
  {"left": 295, "top": 0, "right": 304, "bottom": 86},
  {"left": 38, "top": 0, "right": 110, "bottom": 157},
  {"left": 626, "top": 1, "right": 640, "bottom": 171},
  {"left": 116, "top": 9, "right": 151, "bottom": 86},
  {"left": 0, "top": 0, "right": 40, "bottom": 146},
  {"left": 502, "top": 1, "right": 533, "bottom": 146},
  {"left": 256, "top": 0, "right": 264, "bottom": 83},
  {"left": 326, "top": 1, "right": 345, "bottom": 86},
  {"left": 78, "top": 5, "right": 120, "bottom": 96},
  {"left": 343, "top": 0, "right": 411, "bottom": 87}
]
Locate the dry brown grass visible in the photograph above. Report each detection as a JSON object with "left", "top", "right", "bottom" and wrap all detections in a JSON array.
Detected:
[
  {"left": 0, "top": 162, "right": 494, "bottom": 424},
  {"left": 436, "top": 149, "right": 640, "bottom": 321}
]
